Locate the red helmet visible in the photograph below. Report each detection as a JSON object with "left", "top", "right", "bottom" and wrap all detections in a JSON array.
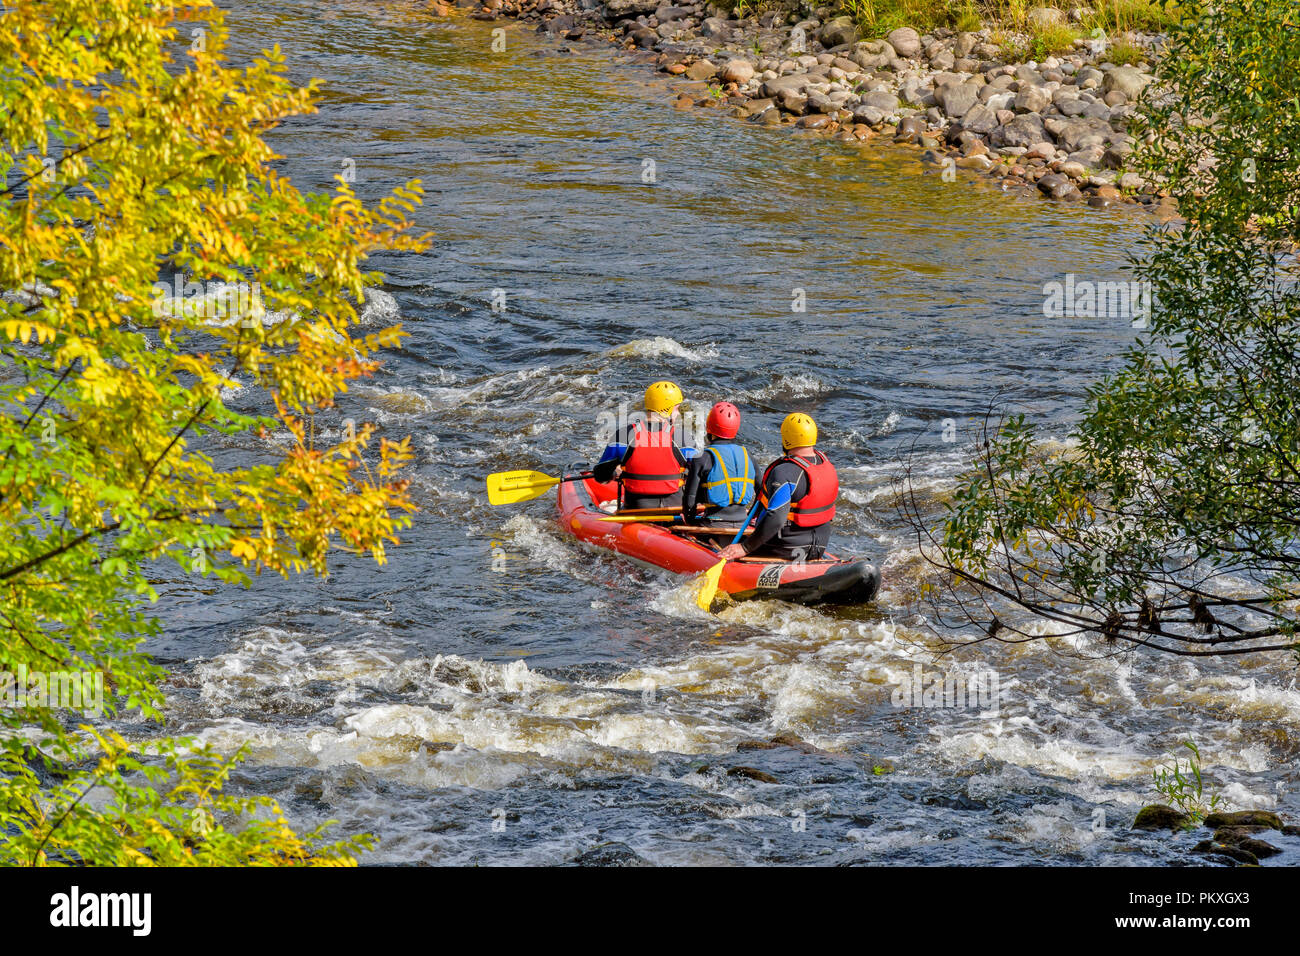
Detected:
[{"left": 706, "top": 401, "right": 741, "bottom": 440}]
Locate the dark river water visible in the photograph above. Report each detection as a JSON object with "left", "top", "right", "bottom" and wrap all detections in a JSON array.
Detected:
[{"left": 148, "top": 0, "right": 1300, "bottom": 864}]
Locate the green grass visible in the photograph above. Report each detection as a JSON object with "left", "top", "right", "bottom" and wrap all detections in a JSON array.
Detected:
[
  {"left": 1030, "top": 21, "right": 1080, "bottom": 58},
  {"left": 822, "top": 0, "right": 1178, "bottom": 47},
  {"left": 1103, "top": 37, "right": 1147, "bottom": 65}
]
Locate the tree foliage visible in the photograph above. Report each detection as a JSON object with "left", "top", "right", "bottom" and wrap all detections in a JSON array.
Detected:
[
  {"left": 913, "top": 0, "right": 1300, "bottom": 658},
  {"left": 0, "top": 0, "right": 426, "bottom": 863}
]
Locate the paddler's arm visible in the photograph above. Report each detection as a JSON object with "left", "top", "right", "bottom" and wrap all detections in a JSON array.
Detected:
[
  {"left": 740, "top": 462, "right": 805, "bottom": 555},
  {"left": 680, "top": 450, "right": 712, "bottom": 524},
  {"left": 592, "top": 424, "right": 637, "bottom": 483}
]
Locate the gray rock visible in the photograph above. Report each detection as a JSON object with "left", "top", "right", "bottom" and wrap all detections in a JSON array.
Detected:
[
  {"left": 777, "top": 87, "right": 808, "bottom": 114},
  {"left": 1102, "top": 140, "right": 1132, "bottom": 169},
  {"left": 1076, "top": 66, "right": 1104, "bottom": 90},
  {"left": 898, "top": 77, "right": 932, "bottom": 107},
  {"left": 954, "top": 31, "right": 979, "bottom": 58},
  {"left": 606, "top": 0, "right": 659, "bottom": 19},
  {"left": 720, "top": 58, "right": 755, "bottom": 84},
  {"left": 887, "top": 27, "right": 922, "bottom": 58},
  {"left": 699, "top": 15, "right": 730, "bottom": 37},
  {"left": 994, "top": 112, "right": 1047, "bottom": 148},
  {"left": 1014, "top": 84, "right": 1052, "bottom": 113},
  {"left": 685, "top": 59, "right": 717, "bottom": 80},
  {"left": 761, "top": 73, "right": 810, "bottom": 98},
  {"left": 1015, "top": 64, "right": 1045, "bottom": 85},
  {"left": 929, "top": 49, "right": 955, "bottom": 72},
  {"left": 806, "top": 90, "right": 835, "bottom": 114},
  {"left": 655, "top": 4, "right": 693, "bottom": 20},
  {"left": 896, "top": 115, "right": 927, "bottom": 139},
  {"left": 1052, "top": 117, "right": 1113, "bottom": 152},
  {"left": 936, "top": 81, "right": 979, "bottom": 119},
  {"left": 1101, "top": 65, "right": 1151, "bottom": 100},
  {"left": 958, "top": 103, "right": 999, "bottom": 134},
  {"left": 1067, "top": 144, "right": 1106, "bottom": 166},
  {"left": 851, "top": 104, "right": 886, "bottom": 126},
  {"left": 819, "top": 15, "right": 858, "bottom": 48},
  {"left": 860, "top": 90, "right": 900, "bottom": 113}
]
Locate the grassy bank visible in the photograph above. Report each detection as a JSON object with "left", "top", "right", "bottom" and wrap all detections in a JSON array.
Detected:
[{"left": 726, "top": 0, "right": 1179, "bottom": 54}]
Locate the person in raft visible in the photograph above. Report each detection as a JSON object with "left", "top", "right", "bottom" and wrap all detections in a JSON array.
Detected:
[
  {"left": 592, "top": 380, "right": 688, "bottom": 511},
  {"left": 680, "top": 401, "right": 755, "bottom": 525},
  {"left": 716, "top": 412, "right": 838, "bottom": 562}
]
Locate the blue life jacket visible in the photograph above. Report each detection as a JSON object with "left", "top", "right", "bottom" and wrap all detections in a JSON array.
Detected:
[{"left": 703, "top": 443, "right": 755, "bottom": 508}]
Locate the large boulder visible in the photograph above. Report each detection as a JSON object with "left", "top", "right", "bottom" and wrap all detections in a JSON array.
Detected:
[
  {"left": 958, "top": 103, "right": 999, "bottom": 134},
  {"left": 935, "top": 81, "right": 979, "bottom": 119},
  {"left": 859, "top": 90, "right": 900, "bottom": 113},
  {"left": 699, "top": 16, "right": 731, "bottom": 38},
  {"left": 761, "top": 73, "right": 810, "bottom": 98},
  {"left": 851, "top": 104, "right": 886, "bottom": 126},
  {"left": 1131, "top": 804, "right": 1190, "bottom": 831},
  {"left": 1051, "top": 117, "right": 1114, "bottom": 152},
  {"left": 720, "top": 58, "right": 755, "bottom": 84},
  {"left": 1204, "top": 810, "right": 1285, "bottom": 830},
  {"left": 605, "top": 0, "right": 658, "bottom": 18},
  {"left": 1013, "top": 84, "right": 1052, "bottom": 114},
  {"left": 819, "top": 15, "right": 859, "bottom": 48},
  {"left": 994, "top": 112, "right": 1047, "bottom": 148},
  {"left": 685, "top": 59, "right": 717, "bottom": 81},
  {"left": 886, "top": 26, "right": 922, "bottom": 58},
  {"left": 1102, "top": 65, "right": 1153, "bottom": 101}
]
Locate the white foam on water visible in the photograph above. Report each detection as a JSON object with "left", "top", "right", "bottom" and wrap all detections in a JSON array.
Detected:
[
  {"left": 604, "top": 336, "right": 719, "bottom": 363},
  {"left": 740, "top": 372, "right": 830, "bottom": 402},
  {"left": 357, "top": 287, "right": 400, "bottom": 326}
]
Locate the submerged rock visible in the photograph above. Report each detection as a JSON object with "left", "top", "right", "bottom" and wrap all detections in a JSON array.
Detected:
[
  {"left": 570, "top": 841, "right": 651, "bottom": 866},
  {"left": 1192, "top": 840, "right": 1259, "bottom": 866},
  {"left": 1212, "top": 828, "right": 1283, "bottom": 859},
  {"left": 1131, "top": 804, "right": 1190, "bottom": 831},
  {"left": 1204, "top": 810, "right": 1284, "bottom": 830},
  {"left": 727, "top": 766, "right": 780, "bottom": 783}
]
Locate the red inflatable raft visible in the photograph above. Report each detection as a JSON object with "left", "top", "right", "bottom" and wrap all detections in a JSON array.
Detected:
[{"left": 557, "top": 468, "right": 881, "bottom": 606}]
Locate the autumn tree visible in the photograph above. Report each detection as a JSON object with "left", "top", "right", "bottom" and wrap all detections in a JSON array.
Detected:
[{"left": 0, "top": 0, "right": 426, "bottom": 863}]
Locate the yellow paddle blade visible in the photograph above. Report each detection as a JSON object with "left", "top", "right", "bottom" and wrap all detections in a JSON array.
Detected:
[
  {"left": 695, "top": 559, "right": 725, "bottom": 612},
  {"left": 486, "top": 469, "right": 562, "bottom": 506}
]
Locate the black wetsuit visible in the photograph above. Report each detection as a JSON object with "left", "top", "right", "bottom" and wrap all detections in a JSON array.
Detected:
[
  {"left": 742, "top": 457, "right": 831, "bottom": 560},
  {"left": 591, "top": 420, "right": 686, "bottom": 510},
  {"left": 680, "top": 448, "right": 754, "bottom": 524}
]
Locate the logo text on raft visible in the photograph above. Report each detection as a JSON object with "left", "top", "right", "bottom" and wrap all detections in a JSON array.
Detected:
[
  {"left": 49, "top": 887, "right": 151, "bottom": 936},
  {"left": 756, "top": 565, "right": 784, "bottom": 589}
]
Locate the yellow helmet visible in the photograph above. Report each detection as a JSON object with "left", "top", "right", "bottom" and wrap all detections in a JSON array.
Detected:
[
  {"left": 781, "top": 412, "right": 818, "bottom": 449},
  {"left": 644, "top": 380, "right": 683, "bottom": 416}
]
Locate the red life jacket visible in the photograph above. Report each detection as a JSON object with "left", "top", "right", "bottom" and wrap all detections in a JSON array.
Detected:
[
  {"left": 761, "top": 451, "right": 837, "bottom": 527},
  {"left": 622, "top": 423, "right": 682, "bottom": 496}
]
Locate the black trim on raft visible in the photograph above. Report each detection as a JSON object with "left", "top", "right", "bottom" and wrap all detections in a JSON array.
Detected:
[{"left": 727, "top": 560, "right": 882, "bottom": 606}]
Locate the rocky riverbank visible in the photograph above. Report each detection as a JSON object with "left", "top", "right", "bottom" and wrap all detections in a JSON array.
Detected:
[{"left": 443, "top": 0, "right": 1175, "bottom": 217}]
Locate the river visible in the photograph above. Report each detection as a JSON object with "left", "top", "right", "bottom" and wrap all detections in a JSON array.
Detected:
[{"left": 150, "top": 0, "right": 1299, "bottom": 865}]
